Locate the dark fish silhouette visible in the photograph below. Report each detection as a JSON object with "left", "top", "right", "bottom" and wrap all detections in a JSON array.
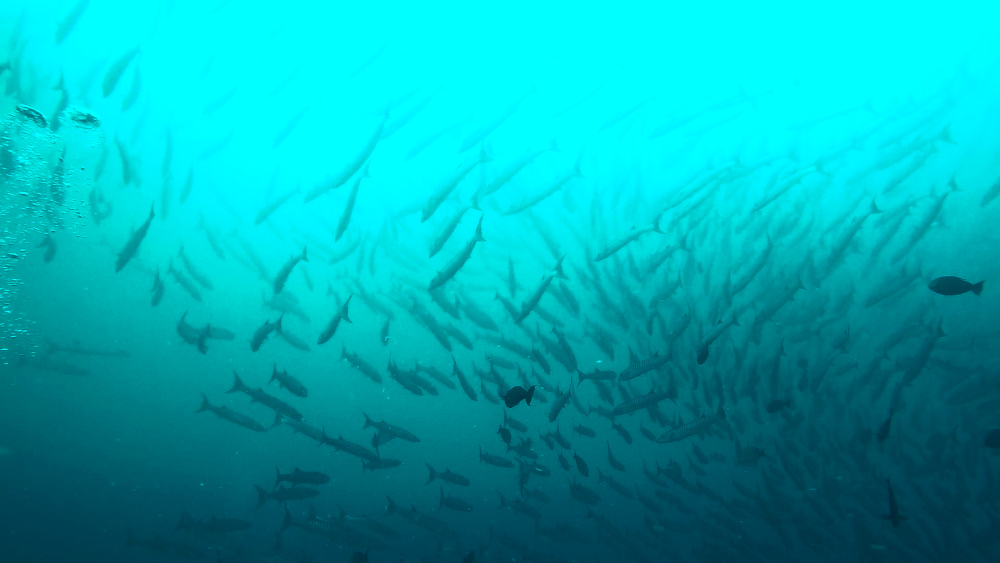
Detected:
[
  {"left": 497, "top": 425, "right": 512, "bottom": 445},
  {"left": 929, "top": 276, "right": 984, "bottom": 296},
  {"left": 503, "top": 385, "right": 535, "bottom": 408}
]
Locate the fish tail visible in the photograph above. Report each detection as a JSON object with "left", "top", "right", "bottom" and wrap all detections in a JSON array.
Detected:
[
  {"left": 496, "top": 490, "right": 507, "bottom": 509},
  {"left": 384, "top": 495, "right": 398, "bottom": 515},
  {"left": 362, "top": 413, "right": 373, "bottom": 429},
  {"left": 195, "top": 393, "right": 211, "bottom": 413},
  {"left": 717, "top": 401, "right": 727, "bottom": 420},
  {"left": 525, "top": 385, "right": 535, "bottom": 406},
  {"left": 227, "top": 371, "right": 245, "bottom": 394},
  {"left": 254, "top": 484, "right": 269, "bottom": 508},
  {"left": 973, "top": 280, "right": 985, "bottom": 296},
  {"left": 270, "top": 362, "right": 278, "bottom": 384},
  {"left": 301, "top": 246, "right": 308, "bottom": 262},
  {"left": 270, "top": 412, "right": 284, "bottom": 429},
  {"left": 274, "top": 466, "right": 282, "bottom": 490},
  {"left": 425, "top": 464, "right": 437, "bottom": 485}
]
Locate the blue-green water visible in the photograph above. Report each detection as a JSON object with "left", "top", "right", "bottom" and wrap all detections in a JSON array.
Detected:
[{"left": 2, "top": 1, "right": 1000, "bottom": 562}]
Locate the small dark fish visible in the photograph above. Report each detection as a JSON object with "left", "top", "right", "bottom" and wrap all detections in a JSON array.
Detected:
[
  {"left": 498, "top": 425, "right": 512, "bottom": 445},
  {"left": 984, "top": 429, "right": 1000, "bottom": 449},
  {"left": 929, "top": 276, "right": 984, "bottom": 296},
  {"left": 876, "top": 408, "right": 893, "bottom": 442},
  {"left": 573, "top": 451, "right": 589, "bottom": 477},
  {"left": 574, "top": 423, "right": 596, "bottom": 438},
  {"left": 884, "top": 479, "right": 906, "bottom": 528},
  {"left": 766, "top": 398, "right": 791, "bottom": 413},
  {"left": 503, "top": 385, "right": 535, "bottom": 408}
]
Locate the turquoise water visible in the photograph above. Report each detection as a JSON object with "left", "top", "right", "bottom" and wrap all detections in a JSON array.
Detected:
[{"left": 2, "top": 1, "right": 1000, "bottom": 562}]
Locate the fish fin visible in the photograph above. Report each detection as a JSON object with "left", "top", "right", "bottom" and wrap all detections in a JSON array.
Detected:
[
  {"left": 196, "top": 393, "right": 211, "bottom": 412},
  {"left": 254, "top": 484, "right": 269, "bottom": 508},
  {"left": 972, "top": 280, "right": 985, "bottom": 296}
]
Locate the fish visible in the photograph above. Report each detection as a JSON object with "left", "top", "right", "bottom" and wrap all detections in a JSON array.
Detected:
[
  {"left": 196, "top": 394, "right": 267, "bottom": 433},
  {"left": 607, "top": 441, "right": 626, "bottom": 471},
  {"left": 250, "top": 315, "right": 283, "bottom": 352},
  {"left": 695, "top": 314, "right": 740, "bottom": 365},
  {"left": 502, "top": 411, "right": 527, "bottom": 433},
  {"left": 102, "top": 46, "right": 140, "bottom": 98},
  {"left": 421, "top": 146, "right": 490, "bottom": 223},
  {"left": 548, "top": 386, "right": 572, "bottom": 422},
  {"left": 428, "top": 214, "right": 485, "bottom": 290},
  {"left": 479, "top": 446, "right": 514, "bottom": 468},
  {"left": 317, "top": 294, "right": 352, "bottom": 345},
  {"left": 515, "top": 256, "right": 566, "bottom": 324},
  {"left": 167, "top": 262, "right": 204, "bottom": 302},
  {"left": 612, "top": 387, "right": 674, "bottom": 416},
  {"left": 175, "top": 511, "right": 251, "bottom": 535},
  {"left": 227, "top": 371, "right": 304, "bottom": 422},
  {"left": 273, "top": 247, "right": 308, "bottom": 294},
  {"left": 593, "top": 218, "right": 662, "bottom": 262},
  {"left": 573, "top": 451, "right": 590, "bottom": 477},
  {"left": 274, "top": 467, "right": 330, "bottom": 489},
  {"left": 766, "top": 398, "right": 791, "bottom": 413},
  {"left": 502, "top": 385, "right": 535, "bottom": 408},
  {"left": 254, "top": 484, "right": 320, "bottom": 507},
  {"left": 876, "top": 408, "right": 893, "bottom": 442},
  {"left": 884, "top": 479, "right": 906, "bottom": 528},
  {"left": 438, "top": 487, "right": 474, "bottom": 512},
  {"left": 618, "top": 348, "right": 671, "bottom": 381},
  {"left": 323, "top": 435, "right": 380, "bottom": 462},
  {"left": 150, "top": 269, "right": 165, "bottom": 306},
  {"left": 425, "top": 464, "right": 470, "bottom": 486},
  {"left": 497, "top": 425, "right": 511, "bottom": 445},
  {"left": 362, "top": 413, "right": 420, "bottom": 442},
  {"left": 452, "top": 356, "right": 477, "bottom": 400},
  {"left": 573, "top": 423, "right": 596, "bottom": 438},
  {"left": 255, "top": 187, "right": 301, "bottom": 226},
  {"left": 928, "top": 276, "right": 984, "bottom": 296},
  {"left": 984, "top": 429, "right": 1000, "bottom": 449},
  {"left": 335, "top": 172, "right": 364, "bottom": 242},
  {"left": 115, "top": 205, "right": 154, "bottom": 272},
  {"left": 269, "top": 362, "right": 307, "bottom": 397},
  {"left": 363, "top": 458, "right": 403, "bottom": 472},
  {"left": 55, "top": 0, "right": 90, "bottom": 44},
  {"left": 343, "top": 346, "right": 383, "bottom": 384},
  {"left": 656, "top": 401, "right": 727, "bottom": 443},
  {"left": 303, "top": 114, "right": 385, "bottom": 203}
]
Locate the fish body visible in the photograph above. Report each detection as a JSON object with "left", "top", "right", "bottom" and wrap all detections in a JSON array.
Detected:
[
  {"left": 502, "top": 385, "right": 535, "bottom": 408},
  {"left": 273, "top": 247, "right": 307, "bottom": 294},
  {"left": 362, "top": 413, "right": 420, "bottom": 442},
  {"left": 250, "top": 315, "right": 283, "bottom": 352},
  {"left": 618, "top": 349, "right": 670, "bottom": 381},
  {"left": 426, "top": 464, "right": 470, "bottom": 486},
  {"left": 318, "top": 294, "right": 353, "bottom": 345},
  {"left": 196, "top": 394, "right": 267, "bottom": 432},
  {"left": 929, "top": 276, "right": 984, "bottom": 296},
  {"left": 269, "top": 362, "right": 307, "bottom": 397},
  {"left": 115, "top": 205, "right": 154, "bottom": 272},
  {"left": 428, "top": 215, "right": 485, "bottom": 290},
  {"left": 656, "top": 402, "right": 727, "bottom": 443},
  {"left": 275, "top": 467, "right": 329, "bottom": 488},
  {"left": 227, "top": 372, "right": 303, "bottom": 421}
]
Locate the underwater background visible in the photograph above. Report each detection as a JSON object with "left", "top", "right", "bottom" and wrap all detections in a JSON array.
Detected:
[{"left": 2, "top": 1, "right": 1000, "bottom": 562}]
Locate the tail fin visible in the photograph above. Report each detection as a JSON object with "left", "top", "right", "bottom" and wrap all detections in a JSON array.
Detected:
[
  {"left": 341, "top": 295, "right": 353, "bottom": 323},
  {"left": 196, "top": 394, "right": 211, "bottom": 413},
  {"left": 385, "top": 495, "right": 398, "bottom": 516},
  {"left": 270, "top": 362, "right": 279, "bottom": 384},
  {"left": 301, "top": 246, "right": 308, "bottom": 262},
  {"left": 525, "top": 385, "right": 535, "bottom": 406},
  {"left": 274, "top": 466, "right": 283, "bottom": 490},
  {"left": 270, "top": 412, "right": 284, "bottom": 429},
  {"left": 717, "top": 401, "right": 727, "bottom": 420},
  {"left": 425, "top": 463, "right": 437, "bottom": 485},
  {"left": 362, "top": 413, "right": 374, "bottom": 429},
  {"left": 973, "top": 280, "right": 985, "bottom": 296},
  {"left": 227, "top": 371, "right": 245, "bottom": 394}
]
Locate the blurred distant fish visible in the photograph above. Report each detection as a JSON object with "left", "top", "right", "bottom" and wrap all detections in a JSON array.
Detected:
[
  {"left": 55, "top": 0, "right": 90, "bottom": 43},
  {"left": 150, "top": 268, "right": 165, "bottom": 306},
  {"left": 656, "top": 402, "right": 726, "bottom": 443},
  {"left": 102, "top": 46, "right": 140, "bottom": 98},
  {"left": 273, "top": 247, "right": 307, "bottom": 294},
  {"left": 502, "top": 385, "right": 535, "bottom": 408},
  {"left": 928, "top": 276, "right": 984, "bottom": 296},
  {"left": 318, "top": 294, "right": 352, "bottom": 345},
  {"left": 196, "top": 394, "right": 267, "bottom": 433},
  {"left": 426, "top": 464, "right": 470, "bottom": 486},
  {"left": 254, "top": 187, "right": 300, "bottom": 226},
  {"left": 428, "top": 215, "right": 485, "bottom": 290},
  {"left": 883, "top": 479, "right": 906, "bottom": 528},
  {"left": 115, "top": 205, "right": 154, "bottom": 273},
  {"left": 254, "top": 484, "right": 320, "bottom": 507}
]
